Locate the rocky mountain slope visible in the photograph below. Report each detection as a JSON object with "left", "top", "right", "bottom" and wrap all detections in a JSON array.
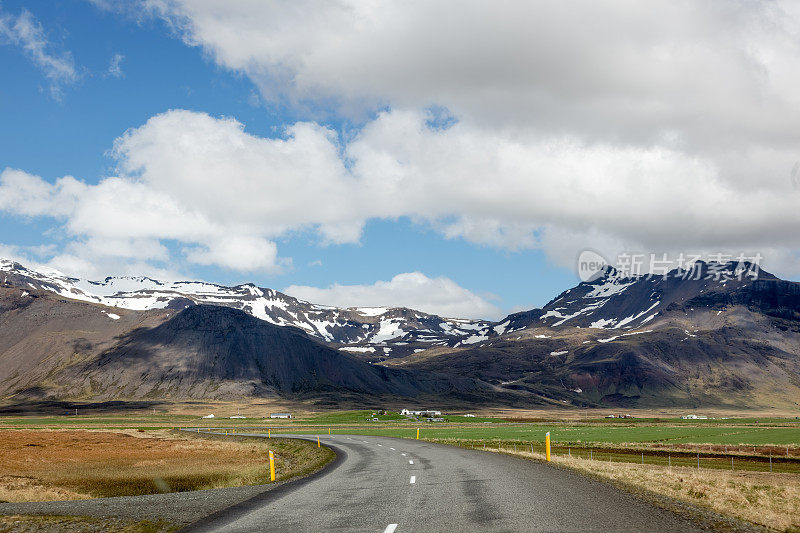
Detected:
[
  {"left": 385, "top": 263, "right": 800, "bottom": 409},
  {"left": 3, "top": 258, "right": 800, "bottom": 408},
  {"left": 0, "top": 259, "right": 489, "bottom": 360},
  {"left": 0, "top": 286, "right": 495, "bottom": 403}
]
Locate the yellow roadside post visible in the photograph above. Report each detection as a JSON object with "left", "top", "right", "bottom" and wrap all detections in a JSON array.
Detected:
[
  {"left": 328, "top": 428, "right": 331, "bottom": 435},
  {"left": 268, "top": 428, "right": 271, "bottom": 438},
  {"left": 416, "top": 428, "right": 420, "bottom": 440},
  {"left": 226, "top": 430, "right": 228, "bottom": 436},
  {"left": 545, "top": 432, "right": 551, "bottom": 462},
  {"left": 317, "top": 436, "right": 321, "bottom": 448},
  {"left": 269, "top": 450, "right": 276, "bottom": 482}
]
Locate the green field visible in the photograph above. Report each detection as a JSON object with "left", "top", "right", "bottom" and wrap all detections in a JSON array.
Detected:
[
  {"left": 267, "top": 423, "right": 800, "bottom": 446},
  {"left": 1, "top": 410, "right": 799, "bottom": 447}
]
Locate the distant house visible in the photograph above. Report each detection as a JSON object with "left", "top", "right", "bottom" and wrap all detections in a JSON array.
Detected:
[
  {"left": 270, "top": 413, "right": 292, "bottom": 419},
  {"left": 427, "top": 417, "right": 444, "bottom": 422},
  {"left": 202, "top": 414, "right": 215, "bottom": 419},
  {"left": 681, "top": 414, "right": 708, "bottom": 420},
  {"left": 401, "top": 408, "right": 442, "bottom": 417},
  {"left": 463, "top": 414, "right": 476, "bottom": 417}
]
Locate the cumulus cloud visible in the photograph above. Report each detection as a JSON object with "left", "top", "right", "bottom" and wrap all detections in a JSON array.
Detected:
[
  {"left": 285, "top": 272, "right": 501, "bottom": 319},
  {"left": 0, "top": 6, "right": 78, "bottom": 99},
  {"left": 145, "top": 1, "right": 800, "bottom": 148},
  {"left": 86, "top": 0, "right": 799, "bottom": 275},
  {"left": 3, "top": 106, "right": 800, "bottom": 280},
  {"left": 5, "top": 1, "right": 800, "bottom": 291}
]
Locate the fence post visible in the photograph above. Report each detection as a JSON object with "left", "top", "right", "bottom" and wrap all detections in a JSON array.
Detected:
[
  {"left": 269, "top": 450, "right": 275, "bottom": 482},
  {"left": 545, "top": 432, "right": 551, "bottom": 462},
  {"left": 641, "top": 452, "right": 644, "bottom": 465},
  {"left": 697, "top": 452, "right": 700, "bottom": 470},
  {"left": 668, "top": 455, "right": 671, "bottom": 469}
]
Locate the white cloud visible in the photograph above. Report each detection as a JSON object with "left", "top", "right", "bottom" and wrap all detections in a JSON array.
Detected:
[
  {"left": 145, "top": 1, "right": 800, "bottom": 148},
  {"left": 92, "top": 0, "right": 800, "bottom": 276},
  {"left": 285, "top": 272, "right": 501, "bottom": 319},
  {"left": 0, "top": 7, "right": 78, "bottom": 99},
  {"left": 107, "top": 53, "right": 124, "bottom": 78},
  {"left": 3, "top": 106, "right": 800, "bottom": 280},
  {"left": 6, "top": 1, "right": 800, "bottom": 289}
]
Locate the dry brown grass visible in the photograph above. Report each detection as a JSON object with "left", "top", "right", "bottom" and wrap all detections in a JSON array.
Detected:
[
  {"left": 0, "top": 515, "right": 176, "bottom": 532},
  {"left": 0, "top": 429, "right": 333, "bottom": 503},
  {"left": 492, "top": 448, "right": 800, "bottom": 531}
]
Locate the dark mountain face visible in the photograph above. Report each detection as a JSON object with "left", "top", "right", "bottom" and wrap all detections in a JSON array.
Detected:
[
  {"left": 482, "top": 261, "right": 787, "bottom": 337},
  {"left": 385, "top": 263, "right": 800, "bottom": 409},
  {"left": 3, "top": 259, "right": 800, "bottom": 409},
  {"left": 0, "top": 298, "right": 492, "bottom": 403}
]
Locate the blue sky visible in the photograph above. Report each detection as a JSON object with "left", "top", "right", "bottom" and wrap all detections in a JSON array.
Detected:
[
  {"left": 2, "top": 1, "right": 799, "bottom": 319},
  {"left": 0, "top": 0, "right": 576, "bottom": 318}
]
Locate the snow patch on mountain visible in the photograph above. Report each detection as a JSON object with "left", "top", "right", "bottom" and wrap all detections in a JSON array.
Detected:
[{"left": 0, "top": 259, "right": 491, "bottom": 354}]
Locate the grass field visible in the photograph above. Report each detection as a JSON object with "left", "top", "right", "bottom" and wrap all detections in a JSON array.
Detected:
[
  {"left": 266, "top": 422, "right": 800, "bottom": 446},
  {"left": 490, "top": 447, "right": 800, "bottom": 532},
  {"left": 0, "top": 429, "right": 333, "bottom": 502},
  {"left": 2, "top": 407, "right": 800, "bottom": 531}
]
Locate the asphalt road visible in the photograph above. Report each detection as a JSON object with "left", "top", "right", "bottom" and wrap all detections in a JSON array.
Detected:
[{"left": 186, "top": 433, "right": 703, "bottom": 533}]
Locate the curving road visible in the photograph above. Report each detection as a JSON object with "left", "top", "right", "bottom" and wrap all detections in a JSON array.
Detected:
[{"left": 185, "top": 433, "right": 702, "bottom": 532}]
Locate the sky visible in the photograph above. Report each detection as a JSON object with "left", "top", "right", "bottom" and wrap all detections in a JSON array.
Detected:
[{"left": 1, "top": 0, "right": 800, "bottom": 320}]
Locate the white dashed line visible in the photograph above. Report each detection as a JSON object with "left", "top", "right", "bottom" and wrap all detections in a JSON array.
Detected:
[
  {"left": 408, "top": 460, "right": 414, "bottom": 465},
  {"left": 383, "top": 524, "right": 398, "bottom": 533},
  {"left": 389, "top": 447, "right": 395, "bottom": 450},
  {"left": 378, "top": 444, "right": 383, "bottom": 447},
  {"left": 410, "top": 476, "right": 416, "bottom": 484},
  {"left": 401, "top": 453, "right": 406, "bottom": 456}
]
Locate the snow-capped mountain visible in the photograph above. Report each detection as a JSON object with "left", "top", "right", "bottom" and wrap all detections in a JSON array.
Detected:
[
  {"left": 386, "top": 262, "right": 800, "bottom": 409},
  {"left": 0, "top": 259, "right": 490, "bottom": 358},
  {"left": 467, "top": 260, "right": 787, "bottom": 343}
]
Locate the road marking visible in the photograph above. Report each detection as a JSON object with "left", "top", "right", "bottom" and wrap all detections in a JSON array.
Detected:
[
  {"left": 401, "top": 453, "right": 406, "bottom": 456},
  {"left": 408, "top": 460, "right": 414, "bottom": 465},
  {"left": 410, "top": 476, "right": 416, "bottom": 484},
  {"left": 390, "top": 447, "right": 395, "bottom": 450},
  {"left": 383, "top": 524, "right": 398, "bottom": 533},
  {"left": 378, "top": 444, "right": 383, "bottom": 446}
]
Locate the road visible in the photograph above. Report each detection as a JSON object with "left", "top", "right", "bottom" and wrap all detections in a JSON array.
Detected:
[{"left": 186, "top": 433, "right": 703, "bottom": 532}]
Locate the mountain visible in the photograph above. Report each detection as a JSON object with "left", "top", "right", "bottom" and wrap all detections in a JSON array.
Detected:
[
  {"left": 451, "top": 261, "right": 787, "bottom": 342},
  {"left": 0, "top": 259, "right": 489, "bottom": 360},
  {"left": 3, "top": 257, "right": 800, "bottom": 409},
  {"left": 57, "top": 305, "right": 492, "bottom": 402},
  {"left": 384, "top": 263, "right": 800, "bottom": 409},
  {"left": 0, "top": 285, "right": 493, "bottom": 403}
]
